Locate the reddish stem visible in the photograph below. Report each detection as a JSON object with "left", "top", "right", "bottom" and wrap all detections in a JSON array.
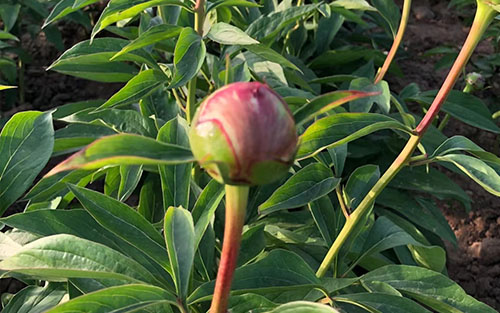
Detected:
[
  {"left": 210, "top": 185, "right": 249, "bottom": 313},
  {"left": 374, "top": 0, "right": 412, "bottom": 84},
  {"left": 415, "top": 2, "right": 496, "bottom": 135}
]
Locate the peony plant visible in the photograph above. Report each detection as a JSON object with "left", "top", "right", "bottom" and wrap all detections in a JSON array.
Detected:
[{"left": 1, "top": 0, "right": 500, "bottom": 312}]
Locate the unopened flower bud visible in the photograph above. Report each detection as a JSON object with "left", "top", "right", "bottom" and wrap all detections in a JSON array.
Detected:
[
  {"left": 465, "top": 72, "right": 485, "bottom": 91},
  {"left": 189, "top": 82, "right": 298, "bottom": 185}
]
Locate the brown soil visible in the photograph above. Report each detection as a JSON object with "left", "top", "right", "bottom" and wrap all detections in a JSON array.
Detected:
[{"left": 390, "top": 0, "right": 500, "bottom": 310}]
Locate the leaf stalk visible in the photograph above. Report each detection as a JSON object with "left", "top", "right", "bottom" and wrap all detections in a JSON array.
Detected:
[
  {"left": 316, "top": 1, "right": 497, "bottom": 278},
  {"left": 374, "top": 0, "right": 412, "bottom": 84},
  {"left": 186, "top": 0, "right": 206, "bottom": 124}
]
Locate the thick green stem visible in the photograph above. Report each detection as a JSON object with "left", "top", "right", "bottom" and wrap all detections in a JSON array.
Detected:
[
  {"left": 374, "top": 0, "right": 412, "bottom": 84},
  {"left": 186, "top": 0, "right": 205, "bottom": 124},
  {"left": 210, "top": 185, "right": 249, "bottom": 313},
  {"left": 316, "top": 1, "right": 496, "bottom": 278}
]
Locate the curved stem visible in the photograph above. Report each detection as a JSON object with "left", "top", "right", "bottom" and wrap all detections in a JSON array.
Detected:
[
  {"left": 374, "top": 0, "right": 412, "bottom": 84},
  {"left": 186, "top": 0, "right": 206, "bottom": 124},
  {"left": 415, "top": 2, "right": 495, "bottom": 134},
  {"left": 316, "top": 1, "right": 496, "bottom": 278},
  {"left": 210, "top": 185, "right": 249, "bottom": 313}
]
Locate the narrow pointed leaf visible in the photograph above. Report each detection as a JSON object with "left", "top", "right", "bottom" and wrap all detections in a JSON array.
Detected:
[
  {"left": 0, "top": 111, "right": 54, "bottom": 214},
  {"left": 48, "top": 38, "right": 158, "bottom": 82},
  {"left": 164, "top": 206, "right": 195, "bottom": 299},
  {"left": 208, "top": 23, "right": 259, "bottom": 45},
  {"left": 45, "top": 284, "right": 179, "bottom": 313},
  {"left": 294, "top": 90, "right": 379, "bottom": 126},
  {"left": 259, "top": 163, "right": 340, "bottom": 215},
  {"left": 361, "top": 265, "right": 496, "bottom": 313},
  {"left": 158, "top": 116, "right": 192, "bottom": 209},
  {"left": 297, "top": 113, "right": 412, "bottom": 159},
  {"left": 0, "top": 209, "right": 171, "bottom": 284},
  {"left": 1, "top": 284, "right": 66, "bottom": 313},
  {"left": 100, "top": 69, "right": 167, "bottom": 109},
  {"left": 0, "top": 234, "right": 158, "bottom": 284},
  {"left": 47, "top": 134, "right": 194, "bottom": 176},
  {"left": 191, "top": 179, "right": 225, "bottom": 250},
  {"left": 111, "top": 24, "right": 183, "bottom": 59},
  {"left": 270, "top": 302, "right": 341, "bottom": 313},
  {"left": 188, "top": 249, "right": 321, "bottom": 304},
  {"left": 168, "top": 27, "right": 206, "bottom": 89},
  {"left": 334, "top": 293, "right": 431, "bottom": 313},
  {"left": 68, "top": 185, "right": 171, "bottom": 271},
  {"left": 436, "top": 154, "right": 500, "bottom": 197},
  {"left": 92, "top": 0, "right": 190, "bottom": 39}
]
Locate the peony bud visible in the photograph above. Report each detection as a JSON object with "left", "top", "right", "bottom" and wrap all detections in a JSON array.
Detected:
[{"left": 189, "top": 82, "right": 298, "bottom": 186}]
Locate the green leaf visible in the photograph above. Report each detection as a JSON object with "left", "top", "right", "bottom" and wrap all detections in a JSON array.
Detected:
[
  {"left": 410, "top": 90, "right": 500, "bottom": 134},
  {"left": 52, "top": 99, "right": 104, "bottom": 120},
  {"left": 309, "top": 196, "right": 338, "bottom": 246},
  {"left": 48, "top": 134, "right": 194, "bottom": 175},
  {"left": 68, "top": 185, "right": 171, "bottom": 271},
  {"left": 361, "top": 265, "right": 496, "bottom": 313},
  {"left": 294, "top": 90, "right": 379, "bottom": 126},
  {"left": 237, "top": 225, "right": 266, "bottom": 266},
  {"left": 344, "top": 164, "right": 380, "bottom": 210},
  {"left": 246, "top": 44, "right": 300, "bottom": 72},
  {"left": 377, "top": 189, "right": 457, "bottom": 246},
  {"left": 246, "top": 4, "right": 318, "bottom": 41},
  {"left": 0, "top": 30, "right": 18, "bottom": 41},
  {"left": 331, "top": 0, "right": 376, "bottom": 11},
  {"left": 118, "top": 165, "right": 143, "bottom": 202},
  {"left": 229, "top": 294, "right": 277, "bottom": 313},
  {"left": 44, "top": 0, "right": 100, "bottom": 26},
  {"left": 334, "top": 292, "right": 431, "bottom": 313},
  {"left": 270, "top": 302, "right": 340, "bottom": 313},
  {"left": 24, "top": 169, "right": 93, "bottom": 208},
  {"left": 158, "top": 116, "right": 192, "bottom": 209},
  {"left": 0, "top": 232, "right": 22, "bottom": 259},
  {"left": 346, "top": 217, "right": 420, "bottom": 273},
  {"left": 408, "top": 244, "right": 446, "bottom": 272},
  {"left": 92, "top": 0, "right": 190, "bottom": 39},
  {"left": 208, "top": 23, "right": 259, "bottom": 45},
  {"left": 169, "top": 27, "right": 206, "bottom": 89},
  {"left": 371, "top": 0, "right": 401, "bottom": 37},
  {"left": 206, "top": 0, "right": 260, "bottom": 12},
  {"left": 138, "top": 174, "right": 164, "bottom": 223},
  {"left": 45, "top": 284, "right": 179, "bottom": 313},
  {"left": 297, "top": 113, "right": 411, "bottom": 159},
  {"left": 0, "top": 209, "right": 171, "bottom": 284},
  {"left": 188, "top": 249, "right": 321, "bottom": 304},
  {"left": 164, "top": 206, "right": 195, "bottom": 299},
  {"left": 1, "top": 284, "right": 66, "bottom": 313},
  {"left": 47, "top": 38, "right": 159, "bottom": 82},
  {"left": 191, "top": 179, "right": 225, "bottom": 250},
  {"left": 0, "top": 111, "right": 54, "bottom": 214},
  {"left": 59, "top": 108, "right": 154, "bottom": 136},
  {"left": 100, "top": 69, "right": 167, "bottom": 109},
  {"left": 430, "top": 135, "right": 484, "bottom": 158},
  {"left": 111, "top": 24, "right": 183, "bottom": 59},
  {"left": 436, "top": 154, "right": 500, "bottom": 197},
  {"left": 259, "top": 163, "right": 340, "bottom": 215},
  {"left": 0, "top": 4, "right": 21, "bottom": 31},
  {"left": 349, "top": 78, "right": 391, "bottom": 113},
  {"left": 53, "top": 123, "right": 117, "bottom": 156},
  {"left": 390, "top": 167, "right": 471, "bottom": 211},
  {"left": 0, "top": 234, "right": 158, "bottom": 284}
]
